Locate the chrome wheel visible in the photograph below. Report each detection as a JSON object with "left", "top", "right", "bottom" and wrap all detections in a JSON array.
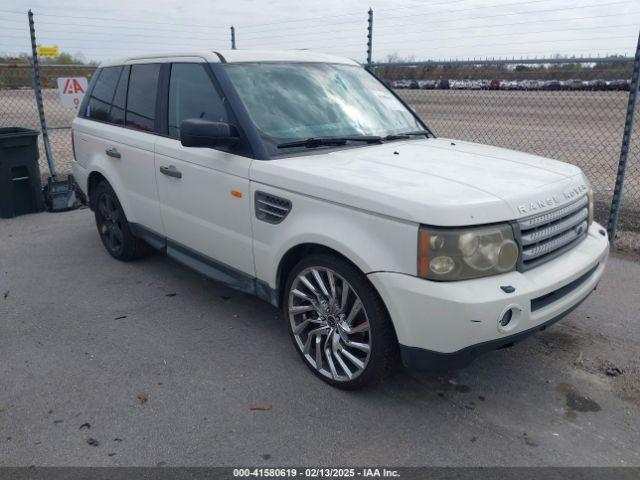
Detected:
[{"left": 288, "top": 266, "right": 371, "bottom": 382}]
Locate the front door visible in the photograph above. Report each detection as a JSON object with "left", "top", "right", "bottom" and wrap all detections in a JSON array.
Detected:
[{"left": 155, "top": 62, "right": 255, "bottom": 278}]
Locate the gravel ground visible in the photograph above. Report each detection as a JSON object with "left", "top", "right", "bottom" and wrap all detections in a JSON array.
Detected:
[{"left": 0, "top": 209, "right": 639, "bottom": 466}]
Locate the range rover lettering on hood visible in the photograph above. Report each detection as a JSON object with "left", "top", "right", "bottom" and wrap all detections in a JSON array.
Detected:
[{"left": 517, "top": 184, "right": 588, "bottom": 215}]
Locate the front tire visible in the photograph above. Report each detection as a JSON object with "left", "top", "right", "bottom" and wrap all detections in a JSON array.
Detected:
[
  {"left": 283, "top": 254, "right": 399, "bottom": 389},
  {"left": 93, "top": 181, "right": 149, "bottom": 261}
]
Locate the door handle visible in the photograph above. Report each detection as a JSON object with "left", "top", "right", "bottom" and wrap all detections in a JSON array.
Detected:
[
  {"left": 105, "top": 147, "right": 121, "bottom": 159},
  {"left": 159, "top": 165, "right": 182, "bottom": 179}
]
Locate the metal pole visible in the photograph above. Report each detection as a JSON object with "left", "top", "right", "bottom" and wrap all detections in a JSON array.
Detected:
[
  {"left": 366, "top": 8, "right": 373, "bottom": 66},
  {"left": 231, "top": 25, "right": 236, "bottom": 50},
  {"left": 607, "top": 30, "right": 640, "bottom": 243},
  {"left": 28, "top": 9, "right": 57, "bottom": 180}
]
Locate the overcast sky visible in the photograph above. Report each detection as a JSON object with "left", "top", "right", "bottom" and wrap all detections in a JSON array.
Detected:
[{"left": 1, "top": 0, "right": 639, "bottom": 63}]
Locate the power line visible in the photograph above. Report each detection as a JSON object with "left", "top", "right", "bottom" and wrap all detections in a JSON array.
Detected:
[
  {"left": 239, "top": 0, "right": 637, "bottom": 40},
  {"left": 0, "top": 0, "right": 557, "bottom": 36},
  {"left": 378, "top": 0, "right": 634, "bottom": 24},
  {"left": 251, "top": 34, "right": 635, "bottom": 53},
  {"left": 237, "top": 0, "right": 550, "bottom": 31},
  {"left": 239, "top": 12, "right": 639, "bottom": 46},
  {"left": 18, "top": 11, "right": 226, "bottom": 30},
  {"left": 278, "top": 23, "right": 640, "bottom": 51},
  {"left": 32, "top": 19, "right": 228, "bottom": 37},
  {"left": 5, "top": 27, "right": 230, "bottom": 42}
]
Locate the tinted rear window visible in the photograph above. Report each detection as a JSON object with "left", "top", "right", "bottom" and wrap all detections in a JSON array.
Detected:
[
  {"left": 85, "top": 66, "right": 122, "bottom": 123},
  {"left": 110, "top": 66, "right": 130, "bottom": 126},
  {"left": 126, "top": 64, "right": 160, "bottom": 133}
]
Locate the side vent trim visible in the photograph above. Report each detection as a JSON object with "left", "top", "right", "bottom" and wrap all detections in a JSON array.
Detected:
[{"left": 255, "top": 191, "right": 292, "bottom": 224}]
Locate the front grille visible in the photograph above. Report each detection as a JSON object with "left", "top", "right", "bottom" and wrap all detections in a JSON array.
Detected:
[{"left": 516, "top": 195, "right": 589, "bottom": 271}]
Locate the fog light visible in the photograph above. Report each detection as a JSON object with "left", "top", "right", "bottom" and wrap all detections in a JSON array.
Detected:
[{"left": 499, "top": 309, "right": 513, "bottom": 327}]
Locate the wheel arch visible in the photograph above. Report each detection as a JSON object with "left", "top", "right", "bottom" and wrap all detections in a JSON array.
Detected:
[
  {"left": 276, "top": 243, "right": 395, "bottom": 335},
  {"left": 87, "top": 170, "right": 107, "bottom": 210},
  {"left": 85, "top": 169, "right": 132, "bottom": 220}
]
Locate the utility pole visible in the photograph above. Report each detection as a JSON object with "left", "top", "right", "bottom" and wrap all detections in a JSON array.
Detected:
[
  {"left": 28, "top": 9, "right": 57, "bottom": 180},
  {"left": 607, "top": 29, "right": 640, "bottom": 243},
  {"left": 231, "top": 25, "right": 236, "bottom": 50}
]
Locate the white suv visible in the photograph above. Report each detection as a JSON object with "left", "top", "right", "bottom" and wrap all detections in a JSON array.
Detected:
[{"left": 72, "top": 50, "right": 609, "bottom": 389}]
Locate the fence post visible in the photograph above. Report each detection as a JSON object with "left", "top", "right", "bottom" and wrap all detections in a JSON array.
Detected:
[
  {"left": 366, "top": 8, "right": 373, "bottom": 66},
  {"left": 607, "top": 30, "right": 640, "bottom": 244},
  {"left": 230, "top": 25, "right": 236, "bottom": 50},
  {"left": 27, "top": 9, "right": 57, "bottom": 180}
]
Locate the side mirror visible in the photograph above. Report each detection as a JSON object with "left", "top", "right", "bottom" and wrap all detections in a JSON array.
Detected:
[{"left": 180, "top": 119, "right": 239, "bottom": 148}]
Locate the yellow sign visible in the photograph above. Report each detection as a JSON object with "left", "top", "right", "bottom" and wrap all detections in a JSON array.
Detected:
[{"left": 37, "top": 44, "right": 60, "bottom": 58}]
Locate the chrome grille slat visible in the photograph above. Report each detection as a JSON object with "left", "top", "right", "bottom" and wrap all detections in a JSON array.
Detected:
[
  {"left": 257, "top": 198, "right": 289, "bottom": 212},
  {"left": 257, "top": 206, "right": 286, "bottom": 218},
  {"left": 518, "top": 195, "right": 588, "bottom": 230},
  {"left": 520, "top": 208, "right": 588, "bottom": 246},
  {"left": 517, "top": 195, "right": 589, "bottom": 270},
  {"left": 522, "top": 221, "right": 587, "bottom": 261}
]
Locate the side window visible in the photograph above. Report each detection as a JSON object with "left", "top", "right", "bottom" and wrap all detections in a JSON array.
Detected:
[
  {"left": 85, "top": 66, "right": 122, "bottom": 123},
  {"left": 126, "top": 63, "right": 160, "bottom": 133},
  {"left": 109, "top": 66, "right": 130, "bottom": 126},
  {"left": 168, "top": 63, "right": 229, "bottom": 138}
]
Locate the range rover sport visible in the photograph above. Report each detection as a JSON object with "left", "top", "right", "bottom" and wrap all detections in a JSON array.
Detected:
[{"left": 72, "top": 50, "right": 609, "bottom": 389}]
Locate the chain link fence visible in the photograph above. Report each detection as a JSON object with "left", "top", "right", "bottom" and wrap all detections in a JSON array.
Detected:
[
  {"left": 372, "top": 58, "right": 640, "bottom": 251},
  {"left": 0, "top": 63, "right": 96, "bottom": 178},
  {"left": 1, "top": 57, "right": 639, "bottom": 251}
]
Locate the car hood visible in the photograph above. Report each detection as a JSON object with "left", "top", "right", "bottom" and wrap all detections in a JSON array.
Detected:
[{"left": 250, "top": 138, "right": 589, "bottom": 226}]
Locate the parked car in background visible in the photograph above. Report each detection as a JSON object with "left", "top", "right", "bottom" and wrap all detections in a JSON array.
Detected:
[
  {"left": 487, "top": 80, "right": 500, "bottom": 90},
  {"left": 565, "top": 79, "right": 584, "bottom": 91},
  {"left": 436, "top": 78, "right": 450, "bottom": 89},
  {"left": 420, "top": 80, "right": 437, "bottom": 90},
  {"left": 502, "top": 80, "right": 519, "bottom": 90},
  {"left": 609, "top": 79, "right": 631, "bottom": 91},
  {"left": 543, "top": 80, "right": 562, "bottom": 91}
]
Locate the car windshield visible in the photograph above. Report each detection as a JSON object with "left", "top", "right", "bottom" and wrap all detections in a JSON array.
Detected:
[{"left": 224, "top": 62, "right": 424, "bottom": 151}]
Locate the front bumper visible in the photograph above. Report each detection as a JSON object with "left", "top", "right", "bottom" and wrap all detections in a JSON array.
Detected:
[{"left": 367, "top": 222, "right": 609, "bottom": 370}]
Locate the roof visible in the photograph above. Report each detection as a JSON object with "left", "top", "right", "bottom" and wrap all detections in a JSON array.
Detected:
[
  {"left": 216, "top": 50, "right": 359, "bottom": 65},
  {"left": 100, "top": 50, "right": 360, "bottom": 67}
]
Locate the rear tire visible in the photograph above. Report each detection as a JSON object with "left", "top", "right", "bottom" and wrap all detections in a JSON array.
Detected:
[
  {"left": 283, "top": 254, "right": 399, "bottom": 389},
  {"left": 93, "top": 181, "right": 150, "bottom": 261}
]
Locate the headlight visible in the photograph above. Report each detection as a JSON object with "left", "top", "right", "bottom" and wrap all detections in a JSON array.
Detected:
[
  {"left": 587, "top": 188, "right": 594, "bottom": 226},
  {"left": 418, "top": 224, "right": 519, "bottom": 281}
]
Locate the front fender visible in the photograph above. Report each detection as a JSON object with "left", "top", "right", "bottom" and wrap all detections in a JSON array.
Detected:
[{"left": 250, "top": 184, "right": 419, "bottom": 289}]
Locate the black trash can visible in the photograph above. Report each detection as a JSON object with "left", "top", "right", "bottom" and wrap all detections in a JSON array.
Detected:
[{"left": 0, "top": 127, "right": 46, "bottom": 218}]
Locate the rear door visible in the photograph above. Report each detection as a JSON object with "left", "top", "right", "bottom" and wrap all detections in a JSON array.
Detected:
[
  {"left": 75, "top": 63, "right": 164, "bottom": 235},
  {"left": 117, "top": 63, "right": 164, "bottom": 234},
  {"left": 154, "top": 62, "right": 255, "bottom": 277}
]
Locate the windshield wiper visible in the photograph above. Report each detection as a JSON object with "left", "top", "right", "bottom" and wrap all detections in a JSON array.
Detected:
[
  {"left": 277, "top": 136, "right": 383, "bottom": 149},
  {"left": 384, "top": 130, "right": 431, "bottom": 141}
]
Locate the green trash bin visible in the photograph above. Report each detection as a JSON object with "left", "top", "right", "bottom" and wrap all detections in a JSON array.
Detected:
[{"left": 0, "top": 127, "right": 46, "bottom": 218}]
